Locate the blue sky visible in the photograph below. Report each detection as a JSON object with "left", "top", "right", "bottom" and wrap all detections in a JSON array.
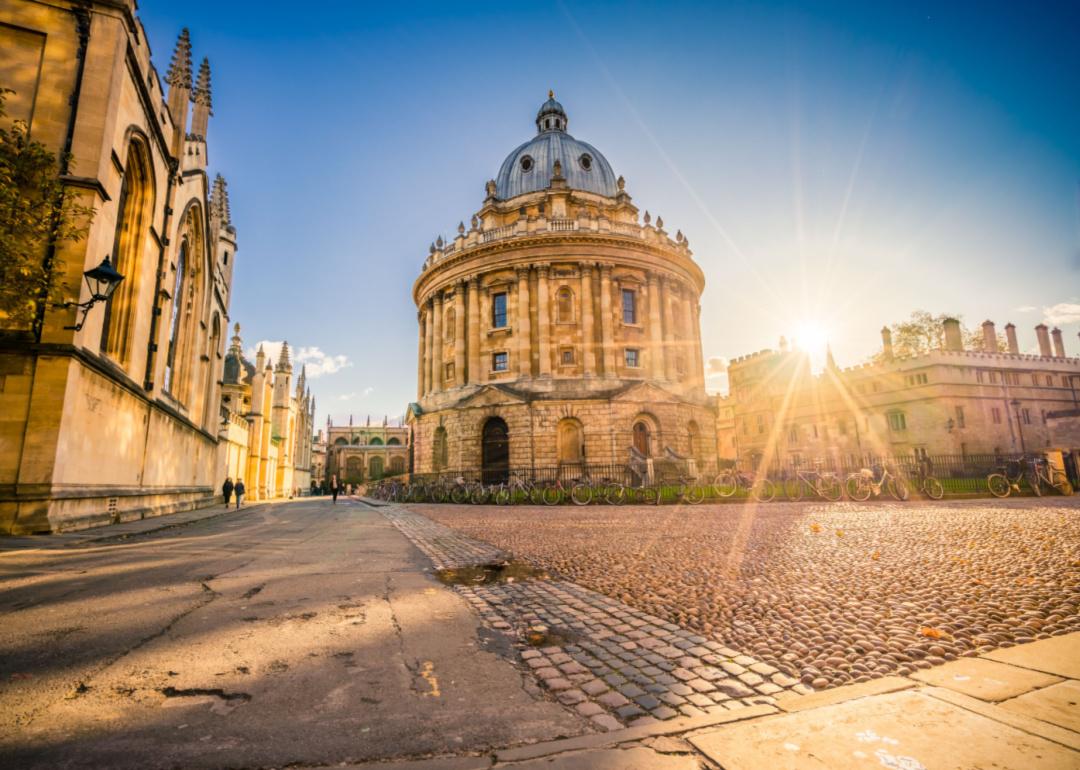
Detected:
[{"left": 136, "top": 0, "right": 1080, "bottom": 425}]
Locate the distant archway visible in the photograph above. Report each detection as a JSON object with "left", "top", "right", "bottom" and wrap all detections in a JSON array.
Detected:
[
  {"left": 481, "top": 417, "right": 509, "bottom": 484},
  {"left": 557, "top": 418, "right": 584, "bottom": 464},
  {"left": 369, "top": 455, "right": 384, "bottom": 479}
]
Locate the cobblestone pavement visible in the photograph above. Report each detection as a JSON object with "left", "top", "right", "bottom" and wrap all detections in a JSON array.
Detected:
[
  {"left": 382, "top": 506, "right": 806, "bottom": 730},
  {"left": 414, "top": 497, "right": 1080, "bottom": 691}
]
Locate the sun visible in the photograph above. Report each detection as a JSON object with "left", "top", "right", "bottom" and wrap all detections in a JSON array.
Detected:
[{"left": 793, "top": 320, "right": 830, "bottom": 368}]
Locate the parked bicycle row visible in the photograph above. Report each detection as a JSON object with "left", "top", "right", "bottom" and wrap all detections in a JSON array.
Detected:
[{"left": 366, "top": 455, "right": 1072, "bottom": 505}]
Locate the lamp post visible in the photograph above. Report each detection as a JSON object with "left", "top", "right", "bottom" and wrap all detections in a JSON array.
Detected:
[
  {"left": 54, "top": 256, "right": 125, "bottom": 332},
  {"left": 1011, "top": 399, "right": 1026, "bottom": 455}
]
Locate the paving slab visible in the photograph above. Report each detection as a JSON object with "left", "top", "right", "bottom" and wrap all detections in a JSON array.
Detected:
[
  {"left": 773, "top": 676, "right": 913, "bottom": 713},
  {"left": 999, "top": 680, "right": 1080, "bottom": 734},
  {"left": 502, "top": 745, "right": 699, "bottom": 768},
  {"left": 690, "top": 689, "right": 1078, "bottom": 770},
  {"left": 911, "top": 657, "right": 1062, "bottom": 702},
  {"left": 983, "top": 635, "right": 1080, "bottom": 680},
  {"left": 923, "top": 686, "right": 1080, "bottom": 753}
]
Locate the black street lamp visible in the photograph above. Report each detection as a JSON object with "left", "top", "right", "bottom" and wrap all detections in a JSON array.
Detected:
[{"left": 55, "top": 256, "right": 125, "bottom": 331}]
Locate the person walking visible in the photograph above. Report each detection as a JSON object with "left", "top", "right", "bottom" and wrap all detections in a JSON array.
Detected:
[
  {"left": 222, "top": 477, "right": 234, "bottom": 507},
  {"left": 330, "top": 475, "right": 339, "bottom": 504},
  {"left": 234, "top": 479, "right": 245, "bottom": 509}
]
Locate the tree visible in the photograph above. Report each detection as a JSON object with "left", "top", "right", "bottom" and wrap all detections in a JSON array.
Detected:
[
  {"left": 0, "top": 88, "right": 94, "bottom": 332},
  {"left": 874, "top": 310, "right": 1006, "bottom": 362}
]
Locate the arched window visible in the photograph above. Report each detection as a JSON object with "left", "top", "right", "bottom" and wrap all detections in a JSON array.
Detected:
[
  {"left": 389, "top": 456, "right": 405, "bottom": 474},
  {"left": 345, "top": 456, "right": 363, "bottom": 480},
  {"left": 445, "top": 309, "right": 455, "bottom": 343},
  {"left": 369, "top": 437, "right": 384, "bottom": 446},
  {"left": 557, "top": 418, "right": 584, "bottom": 464},
  {"left": 687, "top": 420, "right": 701, "bottom": 461},
  {"left": 162, "top": 242, "right": 187, "bottom": 394},
  {"left": 334, "top": 437, "right": 348, "bottom": 446},
  {"left": 369, "top": 455, "right": 384, "bottom": 479},
  {"left": 433, "top": 426, "right": 448, "bottom": 471},
  {"left": 632, "top": 420, "right": 653, "bottom": 457},
  {"left": 102, "top": 137, "right": 153, "bottom": 365},
  {"left": 557, "top": 287, "right": 574, "bottom": 323},
  {"left": 387, "top": 437, "right": 401, "bottom": 445}
]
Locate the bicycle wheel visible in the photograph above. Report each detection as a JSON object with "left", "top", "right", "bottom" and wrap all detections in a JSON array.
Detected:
[
  {"left": 570, "top": 482, "right": 593, "bottom": 506},
  {"left": 1027, "top": 472, "right": 1043, "bottom": 497},
  {"left": 494, "top": 487, "right": 511, "bottom": 505},
  {"left": 450, "top": 486, "right": 469, "bottom": 504},
  {"left": 1052, "top": 471, "right": 1073, "bottom": 496},
  {"left": 986, "top": 474, "right": 1010, "bottom": 498},
  {"left": 922, "top": 477, "right": 945, "bottom": 500},
  {"left": 469, "top": 486, "right": 489, "bottom": 504},
  {"left": 684, "top": 483, "right": 706, "bottom": 505},
  {"left": 669, "top": 481, "right": 687, "bottom": 503},
  {"left": 846, "top": 474, "right": 872, "bottom": 502},
  {"left": 640, "top": 485, "right": 660, "bottom": 505},
  {"left": 819, "top": 474, "right": 843, "bottom": 502},
  {"left": 750, "top": 479, "right": 775, "bottom": 502},
  {"left": 542, "top": 485, "right": 562, "bottom": 505},
  {"left": 888, "top": 478, "right": 909, "bottom": 501},
  {"left": 529, "top": 485, "right": 547, "bottom": 505},
  {"left": 604, "top": 483, "right": 627, "bottom": 505},
  {"left": 714, "top": 471, "right": 738, "bottom": 498},
  {"left": 784, "top": 479, "right": 805, "bottom": 502}
]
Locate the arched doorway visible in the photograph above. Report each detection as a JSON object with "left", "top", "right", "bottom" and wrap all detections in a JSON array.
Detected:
[
  {"left": 632, "top": 421, "right": 651, "bottom": 457},
  {"left": 481, "top": 417, "right": 509, "bottom": 484},
  {"left": 433, "top": 426, "right": 448, "bottom": 471},
  {"left": 369, "top": 455, "right": 384, "bottom": 479},
  {"left": 557, "top": 418, "right": 584, "bottom": 464}
]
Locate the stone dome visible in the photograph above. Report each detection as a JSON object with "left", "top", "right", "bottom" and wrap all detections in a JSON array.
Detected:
[{"left": 494, "top": 94, "right": 618, "bottom": 200}]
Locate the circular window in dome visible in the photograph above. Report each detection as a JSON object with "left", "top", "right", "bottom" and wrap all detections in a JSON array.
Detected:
[
  {"left": 579, "top": 153, "right": 593, "bottom": 171},
  {"left": 520, "top": 155, "right": 534, "bottom": 173}
]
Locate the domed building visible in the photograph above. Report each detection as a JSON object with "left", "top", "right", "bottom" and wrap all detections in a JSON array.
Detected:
[{"left": 408, "top": 94, "right": 715, "bottom": 481}]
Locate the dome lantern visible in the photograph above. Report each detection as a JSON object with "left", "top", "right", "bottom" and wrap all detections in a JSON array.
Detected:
[{"left": 536, "top": 90, "right": 567, "bottom": 133}]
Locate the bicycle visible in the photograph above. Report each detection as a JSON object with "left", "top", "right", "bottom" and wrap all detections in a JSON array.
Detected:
[
  {"left": 1026, "top": 457, "right": 1073, "bottom": 497},
  {"left": 536, "top": 474, "right": 593, "bottom": 505},
  {"left": 845, "top": 463, "right": 909, "bottom": 502},
  {"left": 986, "top": 458, "right": 1027, "bottom": 498},
  {"left": 494, "top": 472, "right": 534, "bottom": 505},
  {"left": 781, "top": 461, "right": 843, "bottom": 502},
  {"left": 712, "top": 468, "right": 776, "bottom": 502},
  {"left": 911, "top": 461, "right": 944, "bottom": 500}
]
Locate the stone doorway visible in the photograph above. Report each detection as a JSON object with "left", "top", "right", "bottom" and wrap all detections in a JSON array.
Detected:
[
  {"left": 482, "top": 417, "right": 509, "bottom": 484},
  {"left": 633, "top": 421, "right": 651, "bottom": 457}
]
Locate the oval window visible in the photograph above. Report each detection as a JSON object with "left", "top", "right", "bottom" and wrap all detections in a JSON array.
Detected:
[
  {"left": 579, "top": 153, "right": 592, "bottom": 171},
  {"left": 520, "top": 155, "right": 534, "bottom": 172}
]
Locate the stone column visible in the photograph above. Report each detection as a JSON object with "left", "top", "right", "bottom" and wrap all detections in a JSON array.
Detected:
[
  {"left": 467, "top": 275, "right": 481, "bottom": 384},
  {"left": 454, "top": 281, "right": 466, "bottom": 385},
  {"left": 647, "top": 272, "right": 664, "bottom": 380},
  {"left": 599, "top": 263, "right": 615, "bottom": 377},
  {"left": 517, "top": 265, "right": 531, "bottom": 377},
  {"left": 423, "top": 299, "right": 434, "bottom": 395},
  {"left": 580, "top": 263, "right": 595, "bottom": 377},
  {"left": 682, "top": 288, "right": 695, "bottom": 385},
  {"left": 661, "top": 278, "right": 676, "bottom": 381},
  {"left": 536, "top": 264, "right": 552, "bottom": 376},
  {"left": 431, "top": 291, "right": 443, "bottom": 392},
  {"left": 691, "top": 300, "right": 705, "bottom": 389},
  {"left": 417, "top": 307, "right": 426, "bottom": 399}
]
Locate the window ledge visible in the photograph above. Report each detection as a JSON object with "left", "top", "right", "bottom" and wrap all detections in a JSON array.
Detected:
[{"left": 488, "top": 326, "right": 513, "bottom": 337}]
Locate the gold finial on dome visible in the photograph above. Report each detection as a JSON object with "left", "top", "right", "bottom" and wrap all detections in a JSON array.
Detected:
[{"left": 548, "top": 89, "right": 554, "bottom": 99}]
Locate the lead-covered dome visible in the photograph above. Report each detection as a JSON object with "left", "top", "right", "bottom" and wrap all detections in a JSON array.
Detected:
[{"left": 494, "top": 93, "right": 618, "bottom": 200}]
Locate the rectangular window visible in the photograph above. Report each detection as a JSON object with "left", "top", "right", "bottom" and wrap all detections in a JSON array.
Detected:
[
  {"left": 955, "top": 406, "right": 965, "bottom": 428},
  {"left": 888, "top": 412, "right": 907, "bottom": 431},
  {"left": 812, "top": 424, "right": 819, "bottom": 439},
  {"left": 1022, "top": 408, "right": 1031, "bottom": 425},
  {"left": 991, "top": 407, "right": 1001, "bottom": 424},
  {"left": 445, "top": 362, "right": 455, "bottom": 383},
  {"left": 757, "top": 414, "right": 765, "bottom": 434},
  {"left": 1046, "top": 375, "right": 1053, "bottom": 386},
  {"left": 624, "top": 348, "right": 640, "bottom": 368},
  {"left": 976, "top": 370, "right": 985, "bottom": 384},
  {"left": 492, "top": 351, "right": 508, "bottom": 372},
  {"left": 492, "top": 292, "right": 507, "bottom": 328},
  {"left": 560, "top": 347, "right": 575, "bottom": 365},
  {"left": 788, "top": 425, "right": 799, "bottom": 444},
  {"left": 621, "top": 289, "right": 637, "bottom": 324}
]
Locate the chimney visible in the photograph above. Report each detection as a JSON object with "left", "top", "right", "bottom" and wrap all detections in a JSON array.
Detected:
[
  {"left": 1005, "top": 323, "right": 1019, "bottom": 354},
  {"left": 981, "top": 320, "right": 997, "bottom": 352},
  {"left": 881, "top": 326, "right": 894, "bottom": 361},
  {"left": 1051, "top": 327, "right": 1065, "bottom": 357},
  {"left": 942, "top": 318, "right": 963, "bottom": 352},
  {"left": 1035, "top": 324, "right": 1052, "bottom": 357}
]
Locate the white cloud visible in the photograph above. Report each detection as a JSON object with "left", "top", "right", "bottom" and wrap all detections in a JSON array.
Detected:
[
  {"left": 337, "top": 387, "right": 374, "bottom": 402},
  {"left": 246, "top": 340, "right": 352, "bottom": 379},
  {"left": 1014, "top": 305, "right": 1036, "bottom": 313},
  {"left": 706, "top": 356, "right": 729, "bottom": 374},
  {"left": 1043, "top": 303, "right": 1080, "bottom": 326}
]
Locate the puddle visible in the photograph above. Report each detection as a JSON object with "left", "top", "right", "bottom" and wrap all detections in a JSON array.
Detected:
[
  {"left": 524, "top": 626, "right": 578, "bottom": 647},
  {"left": 435, "top": 560, "right": 547, "bottom": 586}
]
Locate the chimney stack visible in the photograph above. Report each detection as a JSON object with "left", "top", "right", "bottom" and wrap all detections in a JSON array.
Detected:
[
  {"left": 981, "top": 320, "right": 998, "bottom": 352},
  {"left": 1005, "top": 323, "right": 1019, "bottom": 354},
  {"left": 881, "top": 327, "right": 894, "bottom": 361},
  {"left": 1051, "top": 327, "right": 1065, "bottom": 357},
  {"left": 1035, "top": 324, "right": 1052, "bottom": 357},
  {"left": 943, "top": 318, "right": 963, "bottom": 352}
]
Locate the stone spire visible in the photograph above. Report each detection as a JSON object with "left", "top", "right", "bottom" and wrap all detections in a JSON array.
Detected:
[
  {"left": 210, "top": 174, "right": 231, "bottom": 229},
  {"left": 165, "top": 29, "right": 193, "bottom": 154},
  {"left": 276, "top": 341, "right": 292, "bottom": 373},
  {"left": 255, "top": 343, "right": 265, "bottom": 371},
  {"left": 164, "top": 28, "right": 193, "bottom": 90},
  {"left": 190, "top": 57, "right": 212, "bottom": 138}
]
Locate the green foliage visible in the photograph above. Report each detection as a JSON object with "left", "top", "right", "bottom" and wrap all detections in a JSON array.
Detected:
[
  {"left": 874, "top": 310, "right": 1007, "bottom": 362},
  {"left": 0, "top": 88, "right": 94, "bottom": 331}
]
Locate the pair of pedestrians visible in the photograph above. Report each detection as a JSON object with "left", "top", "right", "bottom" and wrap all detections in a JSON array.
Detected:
[{"left": 221, "top": 478, "right": 245, "bottom": 509}]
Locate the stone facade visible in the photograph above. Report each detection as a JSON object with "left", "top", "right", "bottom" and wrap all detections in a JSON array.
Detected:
[
  {"left": 0, "top": 3, "right": 236, "bottom": 533},
  {"left": 719, "top": 321, "right": 1080, "bottom": 467},
  {"left": 219, "top": 328, "right": 314, "bottom": 500},
  {"left": 408, "top": 95, "right": 715, "bottom": 480},
  {"left": 324, "top": 420, "right": 409, "bottom": 486}
]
